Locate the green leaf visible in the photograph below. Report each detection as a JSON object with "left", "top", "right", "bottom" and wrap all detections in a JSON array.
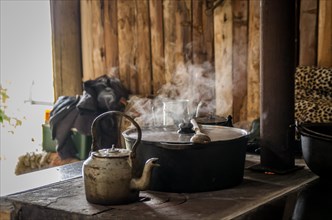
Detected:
[{"left": 0, "top": 86, "right": 23, "bottom": 129}]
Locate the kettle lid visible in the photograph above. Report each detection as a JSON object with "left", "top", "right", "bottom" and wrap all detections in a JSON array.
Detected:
[{"left": 92, "top": 147, "right": 131, "bottom": 158}]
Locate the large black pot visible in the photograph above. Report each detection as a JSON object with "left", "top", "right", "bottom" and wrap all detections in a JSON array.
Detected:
[
  {"left": 298, "top": 123, "right": 332, "bottom": 178},
  {"left": 123, "top": 125, "right": 248, "bottom": 193}
]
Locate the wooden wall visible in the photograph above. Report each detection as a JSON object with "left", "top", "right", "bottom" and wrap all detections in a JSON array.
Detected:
[
  {"left": 299, "top": 0, "right": 332, "bottom": 67},
  {"left": 54, "top": 0, "right": 331, "bottom": 123}
]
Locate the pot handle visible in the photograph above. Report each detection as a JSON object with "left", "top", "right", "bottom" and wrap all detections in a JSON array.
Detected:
[{"left": 90, "top": 111, "right": 142, "bottom": 158}]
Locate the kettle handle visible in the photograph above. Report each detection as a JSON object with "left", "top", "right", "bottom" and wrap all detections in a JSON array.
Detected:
[{"left": 90, "top": 111, "right": 142, "bottom": 158}]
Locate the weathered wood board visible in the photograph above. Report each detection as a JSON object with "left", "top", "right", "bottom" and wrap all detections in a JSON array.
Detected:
[
  {"left": 246, "top": 0, "right": 260, "bottom": 122},
  {"left": 317, "top": 0, "right": 332, "bottom": 67}
]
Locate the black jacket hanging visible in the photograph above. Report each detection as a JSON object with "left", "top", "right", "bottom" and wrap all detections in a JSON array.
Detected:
[{"left": 49, "top": 75, "right": 129, "bottom": 159}]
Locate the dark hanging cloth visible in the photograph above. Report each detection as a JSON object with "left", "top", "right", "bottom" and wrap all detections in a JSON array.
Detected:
[{"left": 49, "top": 75, "right": 129, "bottom": 159}]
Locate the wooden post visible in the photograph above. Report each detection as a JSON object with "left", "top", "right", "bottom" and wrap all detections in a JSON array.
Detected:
[
  {"left": 50, "top": 0, "right": 82, "bottom": 99},
  {"left": 260, "top": 0, "right": 296, "bottom": 171}
]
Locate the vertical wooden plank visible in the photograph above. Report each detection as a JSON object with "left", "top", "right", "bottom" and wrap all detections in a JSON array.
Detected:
[
  {"left": 81, "top": 0, "right": 106, "bottom": 81},
  {"left": 192, "top": 0, "right": 214, "bottom": 64},
  {"left": 191, "top": 0, "right": 215, "bottom": 114},
  {"left": 118, "top": 0, "right": 151, "bottom": 95},
  {"left": 317, "top": 0, "right": 332, "bottom": 67},
  {"left": 118, "top": 0, "right": 152, "bottom": 95},
  {"left": 118, "top": 0, "right": 136, "bottom": 92},
  {"left": 232, "top": 0, "right": 248, "bottom": 123},
  {"left": 136, "top": 0, "right": 152, "bottom": 96},
  {"left": 91, "top": 0, "right": 106, "bottom": 79},
  {"left": 163, "top": 0, "right": 192, "bottom": 83},
  {"left": 247, "top": 0, "right": 260, "bottom": 122},
  {"left": 163, "top": 0, "right": 176, "bottom": 83},
  {"left": 51, "top": 0, "right": 82, "bottom": 99},
  {"left": 214, "top": 0, "right": 233, "bottom": 117},
  {"left": 150, "top": 0, "right": 165, "bottom": 94},
  {"left": 299, "top": 0, "right": 318, "bottom": 66},
  {"left": 203, "top": 0, "right": 215, "bottom": 64},
  {"left": 80, "top": 0, "right": 93, "bottom": 80},
  {"left": 104, "top": 0, "right": 119, "bottom": 76},
  {"left": 164, "top": 0, "right": 175, "bottom": 82},
  {"left": 177, "top": 0, "right": 192, "bottom": 65}
]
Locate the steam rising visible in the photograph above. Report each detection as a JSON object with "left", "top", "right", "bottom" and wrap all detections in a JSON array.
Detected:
[{"left": 126, "top": 61, "right": 216, "bottom": 128}]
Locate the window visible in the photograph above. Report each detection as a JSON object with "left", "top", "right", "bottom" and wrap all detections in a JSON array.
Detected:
[{"left": 1, "top": 0, "right": 54, "bottom": 196}]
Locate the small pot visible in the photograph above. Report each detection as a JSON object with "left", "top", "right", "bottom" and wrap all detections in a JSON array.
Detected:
[
  {"left": 297, "top": 123, "right": 332, "bottom": 178},
  {"left": 123, "top": 125, "right": 248, "bottom": 193},
  {"left": 194, "top": 115, "right": 233, "bottom": 127}
]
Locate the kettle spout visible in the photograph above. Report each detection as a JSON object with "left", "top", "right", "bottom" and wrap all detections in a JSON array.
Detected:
[{"left": 130, "top": 158, "right": 159, "bottom": 191}]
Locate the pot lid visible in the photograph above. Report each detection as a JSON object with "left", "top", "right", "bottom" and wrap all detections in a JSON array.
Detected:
[
  {"left": 123, "top": 125, "right": 248, "bottom": 144},
  {"left": 92, "top": 147, "right": 131, "bottom": 158}
]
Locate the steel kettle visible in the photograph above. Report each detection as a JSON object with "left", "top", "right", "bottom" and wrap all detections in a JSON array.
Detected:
[{"left": 83, "top": 111, "right": 159, "bottom": 205}]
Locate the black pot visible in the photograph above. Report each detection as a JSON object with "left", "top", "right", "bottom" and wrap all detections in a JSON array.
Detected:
[
  {"left": 298, "top": 123, "right": 332, "bottom": 178},
  {"left": 194, "top": 115, "right": 233, "bottom": 127},
  {"left": 123, "top": 125, "right": 248, "bottom": 193}
]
